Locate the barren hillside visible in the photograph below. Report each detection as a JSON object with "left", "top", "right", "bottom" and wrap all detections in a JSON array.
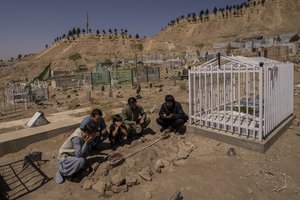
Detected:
[
  {"left": 146, "top": 0, "right": 300, "bottom": 52},
  {"left": 0, "top": 0, "right": 299, "bottom": 90}
]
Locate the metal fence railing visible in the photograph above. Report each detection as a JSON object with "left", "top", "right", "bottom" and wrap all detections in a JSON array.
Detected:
[
  {"left": 189, "top": 56, "right": 294, "bottom": 141},
  {"left": 52, "top": 67, "right": 160, "bottom": 88}
]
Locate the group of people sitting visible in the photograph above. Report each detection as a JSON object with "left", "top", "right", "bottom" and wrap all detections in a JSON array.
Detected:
[{"left": 55, "top": 95, "right": 188, "bottom": 184}]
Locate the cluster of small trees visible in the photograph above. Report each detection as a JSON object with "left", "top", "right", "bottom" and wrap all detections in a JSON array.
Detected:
[
  {"left": 163, "top": 0, "right": 267, "bottom": 29},
  {"left": 289, "top": 33, "right": 300, "bottom": 43},
  {"left": 52, "top": 27, "right": 144, "bottom": 46}
]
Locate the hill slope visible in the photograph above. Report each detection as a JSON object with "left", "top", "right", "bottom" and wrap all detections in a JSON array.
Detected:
[
  {"left": 145, "top": 0, "right": 300, "bottom": 52},
  {"left": 0, "top": 0, "right": 299, "bottom": 90}
]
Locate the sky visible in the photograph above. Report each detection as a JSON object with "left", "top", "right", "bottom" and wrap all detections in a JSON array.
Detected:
[{"left": 0, "top": 0, "right": 245, "bottom": 61}]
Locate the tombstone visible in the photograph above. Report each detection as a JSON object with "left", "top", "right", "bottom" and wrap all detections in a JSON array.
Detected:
[
  {"left": 86, "top": 91, "right": 91, "bottom": 102},
  {"left": 172, "top": 77, "right": 176, "bottom": 86},
  {"left": 109, "top": 89, "right": 113, "bottom": 98},
  {"left": 26, "top": 111, "right": 49, "bottom": 127}
]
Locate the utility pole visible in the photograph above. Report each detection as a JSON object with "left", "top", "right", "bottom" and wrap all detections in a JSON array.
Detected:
[{"left": 86, "top": 13, "right": 89, "bottom": 34}]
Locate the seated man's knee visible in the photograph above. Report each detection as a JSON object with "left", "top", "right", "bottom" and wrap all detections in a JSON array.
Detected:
[
  {"left": 145, "top": 117, "right": 151, "bottom": 126},
  {"left": 156, "top": 117, "right": 163, "bottom": 124},
  {"left": 176, "top": 118, "right": 185, "bottom": 126}
]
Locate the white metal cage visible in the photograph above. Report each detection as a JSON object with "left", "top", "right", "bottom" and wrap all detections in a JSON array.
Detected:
[{"left": 189, "top": 56, "right": 294, "bottom": 141}]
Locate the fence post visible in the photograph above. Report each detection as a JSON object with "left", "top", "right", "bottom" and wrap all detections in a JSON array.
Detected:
[
  {"left": 188, "top": 69, "right": 192, "bottom": 124},
  {"left": 258, "top": 62, "right": 264, "bottom": 141},
  {"left": 158, "top": 67, "right": 160, "bottom": 79},
  {"left": 109, "top": 71, "right": 111, "bottom": 86},
  {"left": 146, "top": 66, "right": 149, "bottom": 83},
  {"left": 131, "top": 69, "right": 134, "bottom": 86},
  {"left": 13, "top": 89, "right": 16, "bottom": 113},
  {"left": 3, "top": 91, "right": 6, "bottom": 115}
]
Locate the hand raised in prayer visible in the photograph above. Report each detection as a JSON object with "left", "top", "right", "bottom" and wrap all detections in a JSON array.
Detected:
[{"left": 85, "top": 136, "right": 94, "bottom": 144}]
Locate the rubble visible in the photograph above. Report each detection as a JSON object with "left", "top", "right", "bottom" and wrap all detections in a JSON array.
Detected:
[
  {"left": 91, "top": 162, "right": 100, "bottom": 172},
  {"left": 125, "top": 176, "right": 138, "bottom": 187},
  {"left": 150, "top": 106, "right": 159, "bottom": 114},
  {"left": 146, "top": 192, "right": 152, "bottom": 199},
  {"left": 111, "top": 185, "right": 122, "bottom": 193},
  {"left": 111, "top": 174, "right": 126, "bottom": 186},
  {"left": 227, "top": 147, "right": 236, "bottom": 156},
  {"left": 176, "top": 141, "right": 196, "bottom": 160},
  {"left": 138, "top": 167, "right": 153, "bottom": 181},
  {"left": 155, "top": 159, "right": 165, "bottom": 173},
  {"left": 92, "top": 180, "right": 106, "bottom": 195},
  {"left": 82, "top": 179, "right": 94, "bottom": 190}
]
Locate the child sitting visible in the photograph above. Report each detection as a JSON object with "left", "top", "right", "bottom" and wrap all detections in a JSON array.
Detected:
[{"left": 109, "top": 114, "right": 127, "bottom": 146}]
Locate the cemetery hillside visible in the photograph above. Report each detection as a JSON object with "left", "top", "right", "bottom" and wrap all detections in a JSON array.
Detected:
[
  {"left": 1, "top": 0, "right": 300, "bottom": 199},
  {"left": 0, "top": 0, "right": 299, "bottom": 92}
]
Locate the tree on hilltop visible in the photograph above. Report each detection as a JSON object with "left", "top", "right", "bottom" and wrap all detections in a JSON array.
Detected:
[
  {"left": 205, "top": 9, "right": 209, "bottom": 15},
  {"left": 69, "top": 53, "right": 82, "bottom": 70},
  {"left": 114, "top": 29, "right": 117, "bottom": 35},
  {"left": 76, "top": 28, "right": 81, "bottom": 37},
  {"left": 276, "top": 35, "right": 281, "bottom": 43},
  {"left": 213, "top": 7, "right": 218, "bottom": 15},
  {"left": 131, "top": 42, "right": 143, "bottom": 68},
  {"left": 96, "top": 29, "right": 100, "bottom": 35},
  {"left": 102, "top": 30, "right": 106, "bottom": 34},
  {"left": 135, "top": 33, "right": 140, "bottom": 39},
  {"left": 45, "top": 44, "right": 48, "bottom": 48},
  {"left": 82, "top": 29, "right": 85, "bottom": 34},
  {"left": 199, "top": 10, "right": 204, "bottom": 17},
  {"left": 72, "top": 28, "right": 76, "bottom": 35},
  {"left": 109, "top": 29, "right": 112, "bottom": 34},
  {"left": 289, "top": 33, "right": 300, "bottom": 42}
]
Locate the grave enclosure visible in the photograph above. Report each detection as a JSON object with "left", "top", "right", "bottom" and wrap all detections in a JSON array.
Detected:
[{"left": 188, "top": 56, "right": 294, "bottom": 152}]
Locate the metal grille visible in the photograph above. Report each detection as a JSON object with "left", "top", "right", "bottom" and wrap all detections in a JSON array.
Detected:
[{"left": 189, "top": 56, "right": 294, "bottom": 141}]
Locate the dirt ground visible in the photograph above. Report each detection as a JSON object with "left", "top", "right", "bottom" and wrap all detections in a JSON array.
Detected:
[{"left": 1, "top": 69, "right": 300, "bottom": 200}]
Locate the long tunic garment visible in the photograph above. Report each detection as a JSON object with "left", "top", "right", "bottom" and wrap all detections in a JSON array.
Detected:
[{"left": 55, "top": 128, "right": 91, "bottom": 183}]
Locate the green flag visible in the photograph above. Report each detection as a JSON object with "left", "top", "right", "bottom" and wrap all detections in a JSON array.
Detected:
[
  {"left": 27, "top": 63, "right": 51, "bottom": 87},
  {"left": 36, "top": 63, "right": 51, "bottom": 81}
]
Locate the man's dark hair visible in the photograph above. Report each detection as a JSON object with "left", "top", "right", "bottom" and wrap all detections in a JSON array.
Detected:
[
  {"left": 82, "top": 122, "right": 98, "bottom": 135},
  {"left": 112, "top": 114, "right": 122, "bottom": 123},
  {"left": 91, "top": 108, "right": 103, "bottom": 117},
  {"left": 128, "top": 97, "right": 137, "bottom": 105},
  {"left": 165, "top": 95, "right": 175, "bottom": 103}
]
